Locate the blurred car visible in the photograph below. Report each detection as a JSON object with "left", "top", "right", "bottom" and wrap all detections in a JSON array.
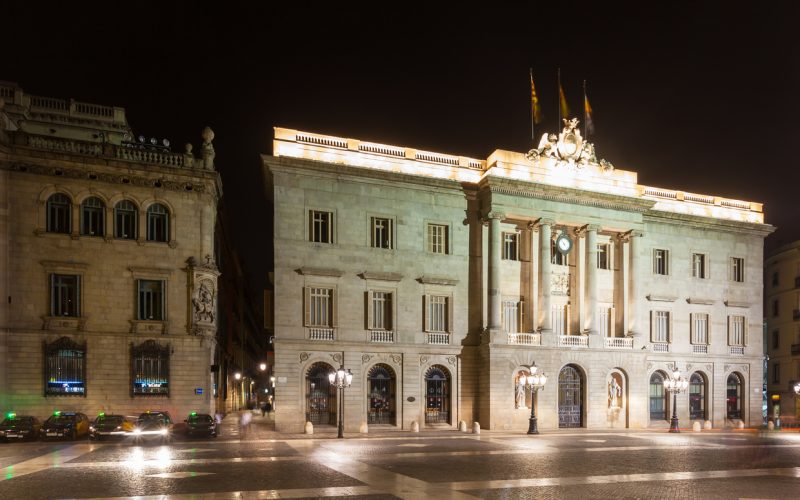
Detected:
[
  {"left": 40, "top": 411, "right": 90, "bottom": 440},
  {"left": 89, "top": 413, "right": 135, "bottom": 440},
  {"left": 184, "top": 412, "right": 218, "bottom": 438},
  {"left": 0, "top": 413, "right": 42, "bottom": 442},
  {"left": 132, "top": 410, "right": 174, "bottom": 443}
]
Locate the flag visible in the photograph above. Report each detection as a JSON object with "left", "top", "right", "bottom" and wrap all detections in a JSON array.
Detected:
[
  {"left": 559, "top": 84, "right": 570, "bottom": 119},
  {"left": 530, "top": 69, "right": 543, "bottom": 125},
  {"left": 584, "top": 94, "right": 595, "bottom": 135}
]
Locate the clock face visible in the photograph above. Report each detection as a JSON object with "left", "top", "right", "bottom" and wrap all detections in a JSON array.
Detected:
[{"left": 556, "top": 234, "right": 572, "bottom": 254}]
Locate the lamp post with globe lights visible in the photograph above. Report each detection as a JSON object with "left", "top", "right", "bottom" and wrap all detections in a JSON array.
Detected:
[
  {"left": 664, "top": 366, "right": 689, "bottom": 433},
  {"left": 525, "top": 364, "right": 547, "bottom": 435},
  {"left": 328, "top": 365, "right": 353, "bottom": 438}
]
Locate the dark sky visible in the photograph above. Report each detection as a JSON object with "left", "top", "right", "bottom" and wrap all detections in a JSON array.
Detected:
[{"left": 6, "top": 3, "right": 799, "bottom": 290}]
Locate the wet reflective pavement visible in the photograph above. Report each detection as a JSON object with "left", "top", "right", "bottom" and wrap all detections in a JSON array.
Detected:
[{"left": 1, "top": 412, "right": 799, "bottom": 499}]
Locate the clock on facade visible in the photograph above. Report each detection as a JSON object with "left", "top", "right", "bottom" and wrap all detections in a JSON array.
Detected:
[{"left": 556, "top": 233, "right": 573, "bottom": 254}]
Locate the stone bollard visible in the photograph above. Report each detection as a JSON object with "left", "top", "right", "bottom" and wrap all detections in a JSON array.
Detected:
[
  {"left": 359, "top": 421, "right": 369, "bottom": 434},
  {"left": 692, "top": 421, "right": 702, "bottom": 432},
  {"left": 458, "top": 420, "right": 467, "bottom": 432},
  {"left": 767, "top": 421, "right": 774, "bottom": 431},
  {"left": 410, "top": 420, "right": 419, "bottom": 432},
  {"left": 472, "top": 422, "right": 481, "bottom": 434},
  {"left": 704, "top": 420, "right": 712, "bottom": 430},
  {"left": 304, "top": 421, "right": 314, "bottom": 435}
]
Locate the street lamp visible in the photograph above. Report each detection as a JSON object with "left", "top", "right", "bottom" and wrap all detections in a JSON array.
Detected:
[
  {"left": 259, "top": 363, "right": 267, "bottom": 371},
  {"left": 663, "top": 366, "right": 689, "bottom": 433},
  {"left": 328, "top": 365, "right": 353, "bottom": 438},
  {"left": 234, "top": 372, "right": 242, "bottom": 380},
  {"left": 525, "top": 363, "right": 547, "bottom": 435}
]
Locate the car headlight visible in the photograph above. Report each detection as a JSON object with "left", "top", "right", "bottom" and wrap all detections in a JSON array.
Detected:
[
  {"left": 115, "top": 426, "right": 122, "bottom": 431},
  {"left": 159, "top": 428, "right": 168, "bottom": 435},
  {"left": 89, "top": 426, "right": 95, "bottom": 432},
  {"left": 133, "top": 428, "right": 142, "bottom": 435}
]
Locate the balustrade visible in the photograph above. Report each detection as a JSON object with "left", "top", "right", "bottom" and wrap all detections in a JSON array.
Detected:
[
  {"left": 558, "top": 335, "right": 588, "bottom": 348},
  {"left": 308, "top": 328, "right": 335, "bottom": 341},
  {"left": 604, "top": 337, "right": 633, "bottom": 349},
  {"left": 369, "top": 330, "right": 394, "bottom": 343},
  {"left": 427, "top": 332, "right": 450, "bottom": 345},
  {"left": 507, "top": 333, "right": 541, "bottom": 346}
]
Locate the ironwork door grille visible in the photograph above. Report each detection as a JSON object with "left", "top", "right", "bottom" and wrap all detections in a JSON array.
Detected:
[
  {"left": 306, "top": 364, "right": 336, "bottom": 425},
  {"left": 558, "top": 366, "right": 582, "bottom": 428}
]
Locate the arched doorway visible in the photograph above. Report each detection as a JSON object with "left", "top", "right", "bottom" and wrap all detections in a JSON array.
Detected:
[
  {"left": 305, "top": 362, "right": 336, "bottom": 425},
  {"left": 367, "top": 364, "right": 396, "bottom": 425},
  {"left": 726, "top": 373, "right": 743, "bottom": 420},
  {"left": 558, "top": 365, "right": 583, "bottom": 428},
  {"left": 649, "top": 371, "right": 668, "bottom": 421},
  {"left": 425, "top": 365, "right": 450, "bottom": 424},
  {"left": 689, "top": 373, "right": 707, "bottom": 421}
]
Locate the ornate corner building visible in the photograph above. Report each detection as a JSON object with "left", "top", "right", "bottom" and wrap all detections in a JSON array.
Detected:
[
  {"left": 0, "top": 82, "right": 222, "bottom": 418},
  {"left": 263, "top": 121, "right": 774, "bottom": 433}
]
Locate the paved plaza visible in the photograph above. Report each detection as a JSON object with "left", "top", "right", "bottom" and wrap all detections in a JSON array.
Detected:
[{"left": 1, "top": 412, "right": 799, "bottom": 499}]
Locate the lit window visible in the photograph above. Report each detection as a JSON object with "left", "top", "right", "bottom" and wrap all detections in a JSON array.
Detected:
[
  {"left": 115, "top": 200, "right": 138, "bottom": 240},
  {"left": 371, "top": 217, "right": 393, "bottom": 249},
  {"left": 51, "top": 274, "right": 80, "bottom": 317},
  {"left": 137, "top": 279, "right": 165, "bottom": 321},
  {"left": 81, "top": 197, "right": 105, "bottom": 237},
  {"left": 691, "top": 313, "right": 709, "bottom": 345},
  {"left": 692, "top": 253, "right": 707, "bottom": 278},
  {"left": 131, "top": 340, "right": 170, "bottom": 396},
  {"left": 653, "top": 249, "right": 669, "bottom": 275},
  {"left": 46, "top": 193, "right": 72, "bottom": 233},
  {"left": 44, "top": 337, "right": 86, "bottom": 396},
  {"left": 730, "top": 257, "right": 744, "bottom": 282},
  {"left": 427, "top": 224, "right": 449, "bottom": 254},
  {"left": 502, "top": 232, "right": 519, "bottom": 260},
  {"left": 597, "top": 243, "right": 610, "bottom": 270},
  {"left": 146, "top": 203, "right": 170, "bottom": 242},
  {"left": 309, "top": 210, "right": 333, "bottom": 243},
  {"left": 652, "top": 311, "right": 670, "bottom": 343}
]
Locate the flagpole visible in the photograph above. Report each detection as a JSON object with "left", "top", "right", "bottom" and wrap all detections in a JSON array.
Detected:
[
  {"left": 583, "top": 79, "right": 587, "bottom": 139},
  {"left": 530, "top": 68, "right": 535, "bottom": 145},
  {"left": 557, "top": 67, "right": 561, "bottom": 131}
]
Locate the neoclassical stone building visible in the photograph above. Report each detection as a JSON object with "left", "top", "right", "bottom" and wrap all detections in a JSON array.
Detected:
[
  {"left": 263, "top": 121, "right": 772, "bottom": 433},
  {"left": 0, "top": 82, "right": 222, "bottom": 419}
]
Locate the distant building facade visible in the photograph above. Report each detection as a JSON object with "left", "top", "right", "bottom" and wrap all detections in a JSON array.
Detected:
[
  {"left": 765, "top": 241, "right": 800, "bottom": 424},
  {"left": 264, "top": 122, "right": 773, "bottom": 433},
  {"left": 0, "top": 82, "right": 222, "bottom": 420}
]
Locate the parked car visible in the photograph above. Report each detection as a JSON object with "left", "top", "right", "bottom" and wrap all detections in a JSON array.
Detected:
[
  {"left": 132, "top": 411, "right": 174, "bottom": 444},
  {"left": 184, "top": 412, "right": 218, "bottom": 438},
  {"left": 89, "top": 413, "right": 135, "bottom": 440},
  {"left": 40, "top": 411, "right": 90, "bottom": 440},
  {"left": 0, "top": 413, "right": 42, "bottom": 442}
]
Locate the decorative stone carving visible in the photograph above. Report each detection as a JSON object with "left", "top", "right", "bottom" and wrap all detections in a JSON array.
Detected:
[
  {"left": 299, "top": 352, "right": 309, "bottom": 363},
  {"left": 201, "top": 126, "right": 215, "bottom": 170},
  {"left": 446, "top": 356, "right": 456, "bottom": 365},
  {"left": 525, "top": 117, "right": 615, "bottom": 171},
  {"left": 362, "top": 354, "right": 373, "bottom": 364},
  {"left": 186, "top": 255, "right": 220, "bottom": 337},
  {"left": 390, "top": 354, "right": 402, "bottom": 365},
  {"left": 420, "top": 355, "right": 428, "bottom": 365},
  {"left": 551, "top": 272, "right": 570, "bottom": 296},
  {"left": 331, "top": 353, "right": 342, "bottom": 363}
]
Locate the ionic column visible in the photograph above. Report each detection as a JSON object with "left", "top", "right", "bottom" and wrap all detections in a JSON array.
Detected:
[
  {"left": 487, "top": 211, "right": 504, "bottom": 330},
  {"left": 539, "top": 219, "right": 554, "bottom": 331},
  {"left": 627, "top": 230, "right": 643, "bottom": 335},
  {"left": 585, "top": 225, "right": 600, "bottom": 334},
  {"left": 618, "top": 232, "right": 631, "bottom": 336}
]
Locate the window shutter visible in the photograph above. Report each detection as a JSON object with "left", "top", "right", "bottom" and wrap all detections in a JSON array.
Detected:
[
  {"left": 519, "top": 299, "right": 525, "bottom": 332},
  {"left": 668, "top": 312, "right": 673, "bottom": 343},
  {"left": 366, "top": 291, "right": 372, "bottom": 330},
  {"left": 331, "top": 288, "right": 338, "bottom": 327},
  {"left": 423, "top": 295, "right": 429, "bottom": 332},
  {"left": 565, "top": 304, "right": 571, "bottom": 334},
  {"left": 447, "top": 296, "right": 454, "bottom": 333},
  {"left": 303, "top": 287, "right": 311, "bottom": 327},
  {"left": 649, "top": 310, "right": 654, "bottom": 342},
  {"left": 689, "top": 313, "right": 695, "bottom": 344},
  {"left": 706, "top": 314, "right": 711, "bottom": 345},
  {"left": 609, "top": 307, "right": 616, "bottom": 338},
  {"left": 743, "top": 319, "right": 748, "bottom": 346},
  {"left": 727, "top": 315, "right": 732, "bottom": 346},
  {"left": 387, "top": 292, "right": 393, "bottom": 330}
]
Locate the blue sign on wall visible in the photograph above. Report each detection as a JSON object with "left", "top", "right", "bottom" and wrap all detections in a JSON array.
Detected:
[{"left": 195, "top": 388, "right": 203, "bottom": 395}]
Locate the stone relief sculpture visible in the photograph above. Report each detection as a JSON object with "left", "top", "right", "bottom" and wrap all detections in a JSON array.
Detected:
[
  {"left": 192, "top": 282, "right": 215, "bottom": 323},
  {"left": 524, "top": 117, "right": 614, "bottom": 170}
]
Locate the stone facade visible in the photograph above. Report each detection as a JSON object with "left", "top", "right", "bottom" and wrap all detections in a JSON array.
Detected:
[
  {"left": 0, "top": 82, "right": 222, "bottom": 420},
  {"left": 264, "top": 124, "right": 772, "bottom": 434},
  {"left": 765, "top": 240, "right": 800, "bottom": 423}
]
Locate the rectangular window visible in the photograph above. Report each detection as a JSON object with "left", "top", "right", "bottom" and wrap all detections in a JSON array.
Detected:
[
  {"left": 599, "top": 307, "right": 615, "bottom": 337},
  {"left": 44, "top": 338, "right": 86, "bottom": 396},
  {"left": 427, "top": 224, "right": 449, "bottom": 254},
  {"left": 652, "top": 311, "right": 670, "bottom": 343},
  {"left": 131, "top": 341, "right": 170, "bottom": 396},
  {"left": 728, "top": 315, "right": 745, "bottom": 346},
  {"left": 370, "top": 217, "right": 393, "bottom": 249},
  {"left": 137, "top": 279, "right": 165, "bottom": 321},
  {"left": 502, "top": 300, "right": 520, "bottom": 334},
  {"left": 426, "top": 295, "right": 449, "bottom": 333},
  {"left": 730, "top": 257, "right": 744, "bottom": 282},
  {"left": 51, "top": 274, "right": 80, "bottom": 317},
  {"left": 369, "top": 291, "right": 392, "bottom": 330},
  {"left": 309, "top": 210, "right": 333, "bottom": 243},
  {"left": 773, "top": 363, "right": 780, "bottom": 384},
  {"left": 597, "top": 243, "right": 610, "bottom": 270},
  {"left": 772, "top": 271, "right": 779, "bottom": 287},
  {"left": 307, "top": 287, "right": 333, "bottom": 327},
  {"left": 691, "top": 313, "right": 709, "bottom": 344},
  {"left": 503, "top": 232, "right": 519, "bottom": 260},
  {"left": 773, "top": 299, "right": 779, "bottom": 317},
  {"left": 692, "top": 253, "right": 707, "bottom": 278},
  {"left": 772, "top": 330, "right": 780, "bottom": 349},
  {"left": 81, "top": 199, "right": 104, "bottom": 237},
  {"left": 551, "top": 304, "right": 569, "bottom": 335},
  {"left": 551, "top": 240, "right": 567, "bottom": 266},
  {"left": 653, "top": 249, "right": 669, "bottom": 275}
]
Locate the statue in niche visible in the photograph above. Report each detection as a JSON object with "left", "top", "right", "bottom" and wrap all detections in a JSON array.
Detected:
[
  {"left": 515, "top": 373, "right": 527, "bottom": 409},
  {"left": 608, "top": 374, "right": 622, "bottom": 408},
  {"left": 193, "top": 282, "right": 215, "bottom": 323}
]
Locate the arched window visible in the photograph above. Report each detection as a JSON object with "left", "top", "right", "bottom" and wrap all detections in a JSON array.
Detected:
[
  {"left": 114, "top": 200, "right": 138, "bottom": 240},
  {"left": 146, "top": 203, "right": 169, "bottom": 242},
  {"left": 425, "top": 365, "right": 450, "bottom": 424},
  {"left": 81, "top": 197, "right": 105, "bottom": 237},
  {"left": 689, "top": 373, "right": 706, "bottom": 420},
  {"left": 305, "top": 362, "right": 336, "bottom": 425},
  {"left": 46, "top": 193, "right": 71, "bottom": 233},
  {"left": 727, "top": 373, "right": 743, "bottom": 419},
  {"left": 367, "top": 364, "right": 396, "bottom": 425},
  {"left": 649, "top": 371, "right": 667, "bottom": 421}
]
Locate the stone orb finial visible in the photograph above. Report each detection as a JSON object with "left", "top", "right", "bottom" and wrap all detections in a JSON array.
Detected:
[
  {"left": 185, "top": 143, "right": 193, "bottom": 154},
  {"left": 202, "top": 126, "right": 215, "bottom": 144}
]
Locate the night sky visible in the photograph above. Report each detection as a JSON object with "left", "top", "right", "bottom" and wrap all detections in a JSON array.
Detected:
[{"left": 6, "top": 3, "right": 799, "bottom": 290}]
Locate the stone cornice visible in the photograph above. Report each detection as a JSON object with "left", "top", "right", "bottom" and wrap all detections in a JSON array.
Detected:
[
  {"left": 296, "top": 267, "right": 344, "bottom": 277},
  {"left": 686, "top": 297, "right": 715, "bottom": 305},
  {"left": 417, "top": 276, "right": 459, "bottom": 286},
  {"left": 40, "top": 260, "right": 89, "bottom": 272},
  {"left": 358, "top": 271, "right": 403, "bottom": 282},
  {"left": 646, "top": 294, "right": 678, "bottom": 302},
  {"left": 724, "top": 300, "right": 751, "bottom": 308},
  {"left": 643, "top": 210, "right": 775, "bottom": 236},
  {"left": 129, "top": 266, "right": 173, "bottom": 279}
]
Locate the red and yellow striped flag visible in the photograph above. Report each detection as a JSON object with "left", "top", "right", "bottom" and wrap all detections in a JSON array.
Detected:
[
  {"left": 559, "top": 84, "right": 570, "bottom": 119},
  {"left": 530, "top": 69, "right": 543, "bottom": 125},
  {"left": 584, "top": 94, "right": 594, "bottom": 135}
]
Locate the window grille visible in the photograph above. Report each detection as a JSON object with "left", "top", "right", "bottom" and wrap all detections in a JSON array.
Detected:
[
  {"left": 131, "top": 340, "right": 170, "bottom": 396},
  {"left": 44, "top": 337, "right": 86, "bottom": 396}
]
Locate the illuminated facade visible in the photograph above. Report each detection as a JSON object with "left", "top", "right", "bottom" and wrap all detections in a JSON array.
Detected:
[
  {"left": 765, "top": 241, "right": 800, "bottom": 423},
  {"left": 0, "top": 82, "right": 222, "bottom": 419},
  {"left": 263, "top": 122, "right": 772, "bottom": 433}
]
